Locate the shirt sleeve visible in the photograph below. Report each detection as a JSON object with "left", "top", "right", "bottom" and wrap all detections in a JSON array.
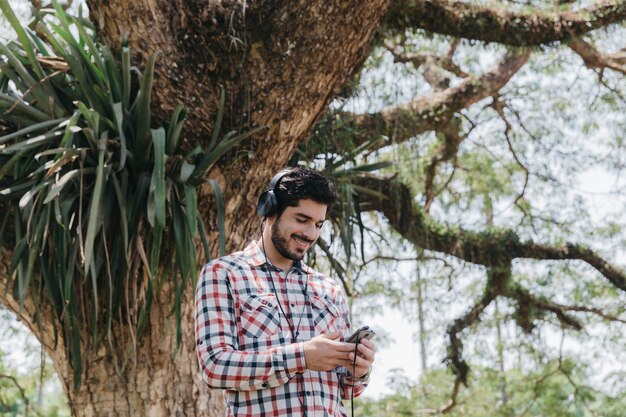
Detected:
[
  {"left": 333, "top": 287, "right": 369, "bottom": 399},
  {"left": 195, "top": 262, "right": 307, "bottom": 391}
]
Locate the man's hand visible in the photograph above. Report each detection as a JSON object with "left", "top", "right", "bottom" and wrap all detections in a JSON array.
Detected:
[
  {"left": 347, "top": 337, "right": 376, "bottom": 378},
  {"left": 303, "top": 332, "right": 357, "bottom": 371},
  {"left": 303, "top": 333, "right": 377, "bottom": 377}
]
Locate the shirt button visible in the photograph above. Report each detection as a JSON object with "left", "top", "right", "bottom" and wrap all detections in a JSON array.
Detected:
[
  {"left": 306, "top": 391, "right": 312, "bottom": 396},
  {"left": 290, "top": 303, "right": 295, "bottom": 307},
  {"left": 262, "top": 382, "right": 269, "bottom": 388}
]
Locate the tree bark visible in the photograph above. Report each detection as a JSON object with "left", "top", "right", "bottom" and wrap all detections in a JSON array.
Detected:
[
  {"left": 383, "top": 0, "right": 626, "bottom": 46},
  {"left": 0, "top": 251, "right": 220, "bottom": 416}
]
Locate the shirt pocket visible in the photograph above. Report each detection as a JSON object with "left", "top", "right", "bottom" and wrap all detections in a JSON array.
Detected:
[
  {"left": 239, "top": 294, "right": 281, "bottom": 339},
  {"left": 310, "top": 294, "right": 341, "bottom": 334}
]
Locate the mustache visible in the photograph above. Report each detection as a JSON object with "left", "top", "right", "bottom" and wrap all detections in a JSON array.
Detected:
[{"left": 292, "top": 234, "right": 314, "bottom": 244}]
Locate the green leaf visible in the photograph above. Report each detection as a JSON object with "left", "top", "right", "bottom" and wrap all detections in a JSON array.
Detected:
[
  {"left": 18, "top": 180, "right": 50, "bottom": 210},
  {"left": 196, "top": 212, "right": 211, "bottom": 268},
  {"left": 333, "top": 161, "right": 393, "bottom": 176},
  {"left": 113, "top": 102, "right": 128, "bottom": 169},
  {"left": 150, "top": 128, "right": 166, "bottom": 228},
  {"left": 208, "top": 86, "right": 225, "bottom": 152},
  {"left": 0, "top": 130, "right": 62, "bottom": 153},
  {"left": 0, "top": 117, "right": 67, "bottom": 145},
  {"left": 0, "top": 0, "right": 46, "bottom": 79},
  {"left": 43, "top": 169, "right": 80, "bottom": 204},
  {"left": 0, "top": 180, "right": 37, "bottom": 201},
  {"left": 121, "top": 42, "right": 131, "bottom": 109},
  {"left": 0, "top": 150, "right": 28, "bottom": 183},
  {"left": 83, "top": 133, "right": 108, "bottom": 317},
  {"left": 134, "top": 53, "right": 157, "bottom": 159},
  {"left": 0, "top": 93, "right": 53, "bottom": 123},
  {"left": 208, "top": 179, "right": 226, "bottom": 256},
  {"left": 191, "top": 126, "right": 265, "bottom": 182},
  {"left": 166, "top": 104, "right": 187, "bottom": 155},
  {"left": 183, "top": 184, "right": 198, "bottom": 237},
  {"left": 179, "top": 161, "right": 195, "bottom": 183}
]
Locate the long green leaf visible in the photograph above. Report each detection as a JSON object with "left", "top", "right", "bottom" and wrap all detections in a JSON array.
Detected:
[
  {"left": 0, "top": 93, "right": 53, "bottom": 123},
  {"left": 83, "top": 133, "right": 108, "bottom": 317},
  {"left": 196, "top": 212, "right": 211, "bottom": 268},
  {"left": 121, "top": 42, "right": 131, "bottom": 109},
  {"left": 134, "top": 53, "right": 157, "bottom": 159},
  {"left": 208, "top": 179, "right": 226, "bottom": 256},
  {"left": 0, "top": 117, "right": 67, "bottom": 145},
  {"left": 0, "top": 150, "right": 28, "bottom": 183},
  {"left": 150, "top": 128, "right": 166, "bottom": 228},
  {"left": 0, "top": 0, "right": 46, "bottom": 79},
  {"left": 165, "top": 104, "right": 187, "bottom": 155},
  {"left": 191, "top": 126, "right": 265, "bottom": 182},
  {"left": 0, "top": 42, "right": 59, "bottom": 117},
  {"left": 333, "top": 161, "right": 393, "bottom": 176},
  {"left": 183, "top": 184, "right": 198, "bottom": 237},
  {"left": 208, "top": 86, "right": 225, "bottom": 152},
  {"left": 0, "top": 130, "right": 62, "bottom": 153},
  {"left": 43, "top": 169, "right": 80, "bottom": 204},
  {"left": 113, "top": 102, "right": 128, "bottom": 169},
  {"left": 0, "top": 180, "right": 37, "bottom": 201}
]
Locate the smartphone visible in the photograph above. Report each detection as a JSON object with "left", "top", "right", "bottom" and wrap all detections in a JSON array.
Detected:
[{"left": 345, "top": 325, "right": 375, "bottom": 343}]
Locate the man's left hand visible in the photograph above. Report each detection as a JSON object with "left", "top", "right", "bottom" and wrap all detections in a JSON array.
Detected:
[{"left": 347, "top": 338, "right": 376, "bottom": 378}]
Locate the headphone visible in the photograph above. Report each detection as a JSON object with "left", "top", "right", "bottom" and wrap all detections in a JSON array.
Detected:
[{"left": 256, "top": 168, "right": 292, "bottom": 217}]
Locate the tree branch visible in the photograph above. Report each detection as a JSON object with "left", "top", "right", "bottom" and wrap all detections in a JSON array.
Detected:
[
  {"left": 0, "top": 373, "right": 31, "bottom": 416},
  {"left": 444, "top": 265, "right": 504, "bottom": 385},
  {"left": 569, "top": 38, "right": 626, "bottom": 75},
  {"left": 354, "top": 174, "right": 626, "bottom": 292},
  {"left": 383, "top": 0, "right": 626, "bottom": 46},
  {"left": 315, "top": 238, "right": 351, "bottom": 297},
  {"left": 325, "top": 50, "right": 529, "bottom": 155},
  {"left": 385, "top": 41, "right": 469, "bottom": 80}
]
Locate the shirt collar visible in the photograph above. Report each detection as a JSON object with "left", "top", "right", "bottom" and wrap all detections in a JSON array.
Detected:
[{"left": 244, "top": 240, "right": 307, "bottom": 273}]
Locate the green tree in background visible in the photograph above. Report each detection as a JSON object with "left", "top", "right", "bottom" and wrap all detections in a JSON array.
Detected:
[
  {"left": 0, "top": 309, "right": 69, "bottom": 417},
  {"left": 1, "top": 1, "right": 625, "bottom": 416},
  {"left": 356, "top": 363, "right": 626, "bottom": 417}
]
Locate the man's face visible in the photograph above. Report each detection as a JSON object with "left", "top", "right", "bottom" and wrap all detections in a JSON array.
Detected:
[{"left": 270, "top": 199, "right": 327, "bottom": 262}]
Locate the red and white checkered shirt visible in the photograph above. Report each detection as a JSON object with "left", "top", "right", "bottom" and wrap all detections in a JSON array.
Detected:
[{"left": 195, "top": 240, "right": 368, "bottom": 417}]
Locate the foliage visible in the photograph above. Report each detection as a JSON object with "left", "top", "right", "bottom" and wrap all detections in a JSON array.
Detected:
[
  {"left": 0, "top": 0, "right": 256, "bottom": 388},
  {"left": 355, "top": 363, "right": 626, "bottom": 417},
  {"left": 0, "top": 308, "right": 70, "bottom": 417}
]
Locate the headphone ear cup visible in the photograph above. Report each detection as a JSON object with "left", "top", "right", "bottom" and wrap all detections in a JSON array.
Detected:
[{"left": 256, "top": 190, "right": 278, "bottom": 217}]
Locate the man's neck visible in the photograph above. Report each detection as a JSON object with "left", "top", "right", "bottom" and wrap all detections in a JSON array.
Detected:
[{"left": 260, "top": 234, "right": 293, "bottom": 271}]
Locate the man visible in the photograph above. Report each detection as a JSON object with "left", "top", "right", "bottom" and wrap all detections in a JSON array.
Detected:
[{"left": 195, "top": 167, "right": 376, "bottom": 416}]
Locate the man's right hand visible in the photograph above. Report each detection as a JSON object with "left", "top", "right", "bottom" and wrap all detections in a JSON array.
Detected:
[{"left": 302, "top": 332, "right": 356, "bottom": 371}]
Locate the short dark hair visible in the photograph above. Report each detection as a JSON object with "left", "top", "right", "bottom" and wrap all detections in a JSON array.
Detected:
[{"left": 274, "top": 167, "right": 338, "bottom": 218}]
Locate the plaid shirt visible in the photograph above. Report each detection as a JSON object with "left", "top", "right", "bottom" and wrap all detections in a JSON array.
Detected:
[{"left": 195, "top": 240, "right": 368, "bottom": 417}]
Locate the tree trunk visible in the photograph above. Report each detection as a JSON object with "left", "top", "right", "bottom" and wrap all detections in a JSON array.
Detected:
[
  {"left": 62, "top": 288, "right": 223, "bottom": 417},
  {"left": 0, "top": 255, "right": 221, "bottom": 416}
]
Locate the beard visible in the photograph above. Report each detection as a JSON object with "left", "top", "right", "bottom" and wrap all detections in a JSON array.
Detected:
[{"left": 271, "top": 217, "right": 314, "bottom": 261}]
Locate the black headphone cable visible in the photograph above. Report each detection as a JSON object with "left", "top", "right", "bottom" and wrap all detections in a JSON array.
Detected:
[
  {"left": 260, "top": 221, "right": 309, "bottom": 416},
  {"left": 351, "top": 333, "right": 362, "bottom": 417}
]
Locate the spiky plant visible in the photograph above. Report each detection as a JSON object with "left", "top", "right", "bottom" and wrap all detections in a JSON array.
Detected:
[
  {"left": 292, "top": 112, "right": 394, "bottom": 293},
  {"left": 0, "top": 0, "right": 258, "bottom": 387}
]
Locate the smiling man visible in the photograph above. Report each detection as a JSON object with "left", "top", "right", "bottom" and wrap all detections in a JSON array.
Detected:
[{"left": 195, "top": 167, "right": 376, "bottom": 417}]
